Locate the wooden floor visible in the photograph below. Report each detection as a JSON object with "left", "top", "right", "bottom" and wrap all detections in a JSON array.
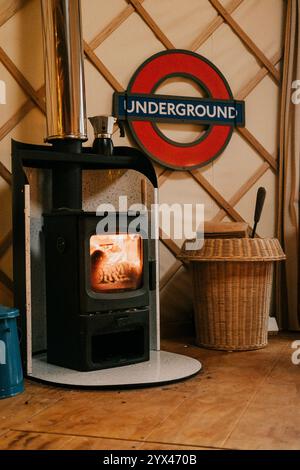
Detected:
[{"left": 1, "top": 333, "right": 300, "bottom": 450}]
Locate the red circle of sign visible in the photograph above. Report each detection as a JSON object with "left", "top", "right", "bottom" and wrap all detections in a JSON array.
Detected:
[{"left": 127, "top": 50, "right": 233, "bottom": 170}]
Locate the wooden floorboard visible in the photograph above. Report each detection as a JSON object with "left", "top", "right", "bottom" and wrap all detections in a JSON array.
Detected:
[
  {"left": 0, "top": 430, "right": 139, "bottom": 450},
  {"left": 0, "top": 381, "right": 68, "bottom": 433},
  {"left": 1, "top": 335, "right": 300, "bottom": 450}
]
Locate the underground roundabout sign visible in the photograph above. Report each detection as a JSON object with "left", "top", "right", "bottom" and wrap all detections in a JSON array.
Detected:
[{"left": 114, "top": 50, "right": 245, "bottom": 170}]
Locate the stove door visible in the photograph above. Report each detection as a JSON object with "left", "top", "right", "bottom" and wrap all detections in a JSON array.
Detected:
[
  {"left": 80, "top": 213, "right": 150, "bottom": 313},
  {"left": 90, "top": 233, "right": 143, "bottom": 293}
]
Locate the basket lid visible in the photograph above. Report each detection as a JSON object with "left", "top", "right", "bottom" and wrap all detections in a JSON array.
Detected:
[
  {"left": 178, "top": 238, "right": 286, "bottom": 262},
  {"left": 0, "top": 305, "right": 19, "bottom": 319}
]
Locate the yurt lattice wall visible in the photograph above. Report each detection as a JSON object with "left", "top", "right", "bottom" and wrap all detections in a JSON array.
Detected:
[{"left": 0, "top": 0, "right": 284, "bottom": 331}]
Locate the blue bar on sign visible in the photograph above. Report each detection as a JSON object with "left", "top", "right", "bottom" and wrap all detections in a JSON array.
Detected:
[{"left": 115, "top": 93, "right": 245, "bottom": 127}]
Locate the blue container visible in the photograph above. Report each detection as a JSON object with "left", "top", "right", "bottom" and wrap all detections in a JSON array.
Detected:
[{"left": 0, "top": 305, "right": 24, "bottom": 399}]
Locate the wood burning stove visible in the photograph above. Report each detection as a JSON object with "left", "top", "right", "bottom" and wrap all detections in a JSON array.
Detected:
[
  {"left": 12, "top": 140, "right": 158, "bottom": 372},
  {"left": 44, "top": 210, "right": 154, "bottom": 370},
  {"left": 10, "top": 0, "right": 201, "bottom": 387},
  {"left": 12, "top": 1, "right": 153, "bottom": 372}
]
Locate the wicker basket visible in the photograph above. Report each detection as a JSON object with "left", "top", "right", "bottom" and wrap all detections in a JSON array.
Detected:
[{"left": 178, "top": 238, "right": 286, "bottom": 351}]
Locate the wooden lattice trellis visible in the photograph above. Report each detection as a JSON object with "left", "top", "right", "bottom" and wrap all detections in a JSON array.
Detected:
[{"left": 0, "top": 0, "right": 283, "bottom": 297}]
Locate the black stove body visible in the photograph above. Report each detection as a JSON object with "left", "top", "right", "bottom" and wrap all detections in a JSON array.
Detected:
[
  {"left": 12, "top": 141, "right": 158, "bottom": 371},
  {"left": 44, "top": 210, "right": 152, "bottom": 371}
]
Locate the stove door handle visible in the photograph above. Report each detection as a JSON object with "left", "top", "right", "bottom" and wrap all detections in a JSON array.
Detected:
[{"left": 149, "top": 260, "right": 156, "bottom": 291}]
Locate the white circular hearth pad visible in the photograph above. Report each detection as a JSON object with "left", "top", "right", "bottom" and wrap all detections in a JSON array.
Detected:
[{"left": 30, "top": 351, "right": 201, "bottom": 388}]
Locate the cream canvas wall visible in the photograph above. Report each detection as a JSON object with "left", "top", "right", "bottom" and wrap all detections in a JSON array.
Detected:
[{"left": 0, "top": 0, "right": 284, "bottom": 333}]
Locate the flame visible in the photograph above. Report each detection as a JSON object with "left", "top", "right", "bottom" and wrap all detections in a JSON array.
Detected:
[{"left": 90, "top": 234, "right": 143, "bottom": 293}]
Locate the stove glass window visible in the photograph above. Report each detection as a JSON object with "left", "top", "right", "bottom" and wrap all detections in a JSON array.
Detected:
[{"left": 90, "top": 234, "right": 143, "bottom": 293}]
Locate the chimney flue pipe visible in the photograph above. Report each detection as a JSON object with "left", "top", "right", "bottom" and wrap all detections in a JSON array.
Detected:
[
  {"left": 41, "top": 0, "right": 87, "bottom": 142},
  {"left": 41, "top": 0, "right": 87, "bottom": 210}
]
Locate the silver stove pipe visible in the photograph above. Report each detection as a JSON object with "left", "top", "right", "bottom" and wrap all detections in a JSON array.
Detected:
[{"left": 41, "top": 0, "right": 87, "bottom": 142}]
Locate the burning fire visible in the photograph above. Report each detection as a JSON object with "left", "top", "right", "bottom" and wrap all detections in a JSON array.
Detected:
[{"left": 90, "top": 234, "right": 143, "bottom": 292}]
